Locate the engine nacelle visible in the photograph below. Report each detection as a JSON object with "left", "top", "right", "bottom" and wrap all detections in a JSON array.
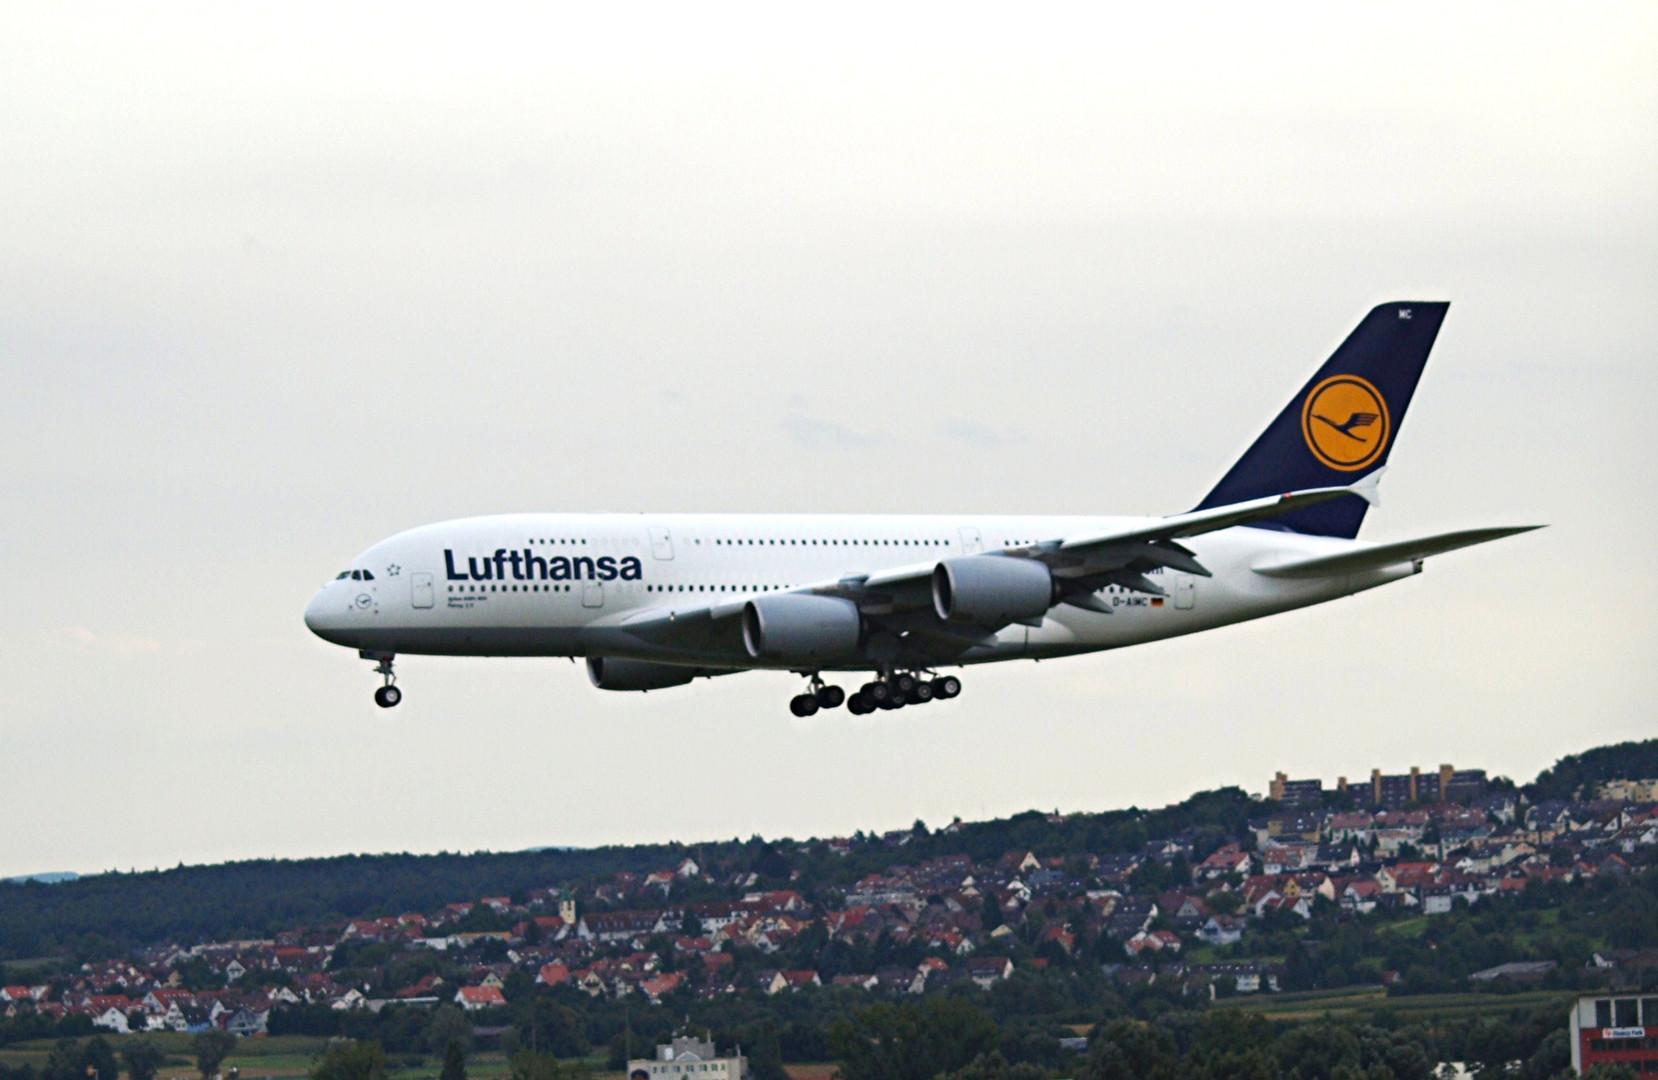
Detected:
[
  {"left": 586, "top": 656, "right": 697, "bottom": 692},
  {"left": 742, "top": 594, "right": 862, "bottom": 662},
  {"left": 932, "top": 556, "right": 1054, "bottom": 625}
]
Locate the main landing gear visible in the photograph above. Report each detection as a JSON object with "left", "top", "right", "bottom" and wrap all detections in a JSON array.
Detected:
[
  {"left": 364, "top": 651, "right": 401, "bottom": 708},
  {"left": 785, "top": 669, "right": 962, "bottom": 717},
  {"left": 789, "top": 676, "right": 846, "bottom": 717}
]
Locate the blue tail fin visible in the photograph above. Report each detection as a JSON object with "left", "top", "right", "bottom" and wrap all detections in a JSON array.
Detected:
[{"left": 1194, "top": 301, "right": 1448, "bottom": 538}]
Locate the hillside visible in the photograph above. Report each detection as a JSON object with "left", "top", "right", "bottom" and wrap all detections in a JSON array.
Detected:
[
  {"left": 0, "top": 740, "right": 1652, "bottom": 963},
  {"left": 1525, "top": 737, "right": 1658, "bottom": 801},
  {"left": 0, "top": 789, "right": 1253, "bottom": 962}
]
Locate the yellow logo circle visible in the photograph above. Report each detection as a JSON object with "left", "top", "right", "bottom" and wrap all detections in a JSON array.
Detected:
[{"left": 1301, "top": 375, "right": 1390, "bottom": 472}]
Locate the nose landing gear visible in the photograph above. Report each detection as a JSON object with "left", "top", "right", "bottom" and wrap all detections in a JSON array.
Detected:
[{"left": 363, "top": 651, "right": 401, "bottom": 708}]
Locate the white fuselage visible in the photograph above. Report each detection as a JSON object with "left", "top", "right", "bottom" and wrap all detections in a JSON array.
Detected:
[{"left": 303, "top": 512, "right": 1415, "bottom": 671}]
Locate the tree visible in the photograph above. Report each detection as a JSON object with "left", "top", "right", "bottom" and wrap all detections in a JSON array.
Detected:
[
  {"left": 519, "top": 998, "right": 588, "bottom": 1058},
  {"left": 1582, "top": 1067, "right": 1640, "bottom": 1080},
  {"left": 506, "top": 1052, "right": 588, "bottom": 1080},
  {"left": 1520, "top": 1030, "right": 1570, "bottom": 1080},
  {"left": 747, "top": 1021, "right": 786, "bottom": 1080},
  {"left": 935, "top": 1052, "right": 1048, "bottom": 1080},
  {"left": 120, "top": 1043, "right": 167, "bottom": 1080},
  {"left": 1080, "top": 1019, "right": 1180, "bottom": 1080},
  {"left": 828, "top": 997, "right": 999, "bottom": 1080},
  {"left": 425, "top": 1006, "right": 473, "bottom": 1056},
  {"left": 1206, "top": 890, "right": 1243, "bottom": 916},
  {"left": 192, "top": 1030, "right": 236, "bottom": 1080},
  {"left": 81, "top": 1039, "right": 118, "bottom": 1080},
  {"left": 605, "top": 1032, "right": 652, "bottom": 1071},
  {"left": 44, "top": 1040, "right": 117, "bottom": 1080},
  {"left": 309, "top": 1041, "right": 387, "bottom": 1080},
  {"left": 42, "top": 1040, "right": 83, "bottom": 1080},
  {"left": 438, "top": 1042, "right": 466, "bottom": 1080}
]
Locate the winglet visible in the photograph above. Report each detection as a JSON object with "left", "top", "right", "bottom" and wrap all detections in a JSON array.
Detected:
[{"left": 1351, "top": 466, "right": 1386, "bottom": 507}]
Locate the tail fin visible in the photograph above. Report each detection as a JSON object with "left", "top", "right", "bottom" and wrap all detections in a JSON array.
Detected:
[{"left": 1194, "top": 301, "right": 1448, "bottom": 538}]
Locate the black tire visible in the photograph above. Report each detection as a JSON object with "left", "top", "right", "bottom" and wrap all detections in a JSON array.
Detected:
[
  {"left": 789, "top": 694, "right": 820, "bottom": 717},
  {"left": 816, "top": 685, "right": 846, "bottom": 709},
  {"left": 880, "top": 694, "right": 905, "bottom": 710},
  {"left": 892, "top": 673, "right": 917, "bottom": 695},
  {"left": 374, "top": 685, "right": 401, "bottom": 708},
  {"left": 908, "top": 681, "right": 934, "bottom": 704},
  {"left": 934, "top": 676, "right": 961, "bottom": 699},
  {"left": 846, "top": 693, "right": 872, "bottom": 715},
  {"left": 864, "top": 681, "right": 892, "bottom": 704}
]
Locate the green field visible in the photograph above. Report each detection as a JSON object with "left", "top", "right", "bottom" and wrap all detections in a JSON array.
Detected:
[{"left": 1211, "top": 986, "right": 1577, "bottom": 1023}]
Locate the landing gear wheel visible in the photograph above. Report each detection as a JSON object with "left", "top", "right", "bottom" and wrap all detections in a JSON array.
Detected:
[
  {"left": 932, "top": 675, "right": 961, "bottom": 699},
  {"left": 365, "top": 652, "right": 400, "bottom": 708},
  {"left": 815, "top": 685, "right": 845, "bottom": 709},
  {"left": 862, "top": 681, "right": 892, "bottom": 705},
  {"left": 891, "top": 673, "right": 917, "bottom": 696},
  {"left": 846, "top": 693, "right": 874, "bottom": 715},
  {"left": 907, "top": 680, "right": 934, "bottom": 705},
  {"left": 789, "top": 693, "right": 820, "bottom": 717},
  {"left": 879, "top": 693, "right": 906, "bottom": 710}
]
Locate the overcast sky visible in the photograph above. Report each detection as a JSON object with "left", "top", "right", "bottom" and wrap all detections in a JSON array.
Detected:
[{"left": 1, "top": 3, "right": 1654, "bottom": 878}]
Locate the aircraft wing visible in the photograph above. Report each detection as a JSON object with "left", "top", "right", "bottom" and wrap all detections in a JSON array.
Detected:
[
  {"left": 1252, "top": 526, "right": 1542, "bottom": 579},
  {"left": 803, "top": 476, "right": 1380, "bottom": 611},
  {"left": 605, "top": 476, "right": 1381, "bottom": 651}
]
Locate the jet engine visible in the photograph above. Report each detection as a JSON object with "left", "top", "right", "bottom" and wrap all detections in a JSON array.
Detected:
[
  {"left": 932, "top": 556, "right": 1054, "bottom": 625},
  {"left": 742, "top": 594, "right": 862, "bottom": 662},
  {"left": 586, "top": 656, "right": 698, "bottom": 691}
]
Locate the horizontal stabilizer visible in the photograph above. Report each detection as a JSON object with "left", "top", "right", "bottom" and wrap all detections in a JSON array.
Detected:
[{"left": 1253, "top": 526, "right": 1542, "bottom": 579}]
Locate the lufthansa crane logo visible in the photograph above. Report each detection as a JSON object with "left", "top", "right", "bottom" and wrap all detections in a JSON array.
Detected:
[{"left": 1301, "top": 374, "right": 1390, "bottom": 472}]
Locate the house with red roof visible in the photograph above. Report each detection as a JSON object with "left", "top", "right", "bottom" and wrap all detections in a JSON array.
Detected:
[{"left": 454, "top": 985, "right": 506, "bottom": 1010}]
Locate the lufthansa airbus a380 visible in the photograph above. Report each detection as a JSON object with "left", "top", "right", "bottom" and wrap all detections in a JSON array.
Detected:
[{"left": 305, "top": 302, "right": 1538, "bottom": 716}]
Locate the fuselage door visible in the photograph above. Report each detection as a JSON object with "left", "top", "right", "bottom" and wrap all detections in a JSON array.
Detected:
[
  {"left": 1174, "top": 577, "right": 1196, "bottom": 610},
  {"left": 958, "top": 527, "right": 983, "bottom": 555},
  {"left": 582, "top": 580, "right": 605, "bottom": 608},
  {"left": 648, "top": 526, "right": 674, "bottom": 560},
  {"left": 411, "top": 572, "right": 435, "bottom": 609}
]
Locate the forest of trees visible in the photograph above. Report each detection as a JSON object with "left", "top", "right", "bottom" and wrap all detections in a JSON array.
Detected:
[{"left": 1527, "top": 740, "right": 1658, "bottom": 802}]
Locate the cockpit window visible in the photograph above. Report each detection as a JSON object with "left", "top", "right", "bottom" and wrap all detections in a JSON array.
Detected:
[
  {"left": 350, "top": 570, "right": 363, "bottom": 580},
  {"left": 360, "top": 570, "right": 374, "bottom": 580},
  {"left": 336, "top": 571, "right": 350, "bottom": 580}
]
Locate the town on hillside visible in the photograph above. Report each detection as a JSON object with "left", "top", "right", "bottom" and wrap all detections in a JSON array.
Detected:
[{"left": 3, "top": 762, "right": 1656, "bottom": 1044}]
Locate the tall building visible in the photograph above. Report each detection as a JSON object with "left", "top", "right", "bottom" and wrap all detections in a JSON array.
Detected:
[
  {"left": 1367, "top": 763, "right": 1487, "bottom": 807},
  {"left": 1371, "top": 768, "right": 1418, "bottom": 808},
  {"left": 1269, "top": 772, "right": 1323, "bottom": 806}
]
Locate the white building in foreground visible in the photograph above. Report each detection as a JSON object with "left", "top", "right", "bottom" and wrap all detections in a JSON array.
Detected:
[{"left": 629, "top": 1035, "right": 747, "bottom": 1080}]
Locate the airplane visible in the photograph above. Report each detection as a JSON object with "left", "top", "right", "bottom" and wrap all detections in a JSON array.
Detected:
[{"left": 305, "top": 301, "right": 1538, "bottom": 716}]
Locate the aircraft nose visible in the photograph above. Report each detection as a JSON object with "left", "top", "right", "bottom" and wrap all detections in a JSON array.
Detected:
[
  {"left": 304, "top": 588, "right": 331, "bottom": 635},
  {"left": 305, "top": 585, "right": 354, "bottom": 644}
]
